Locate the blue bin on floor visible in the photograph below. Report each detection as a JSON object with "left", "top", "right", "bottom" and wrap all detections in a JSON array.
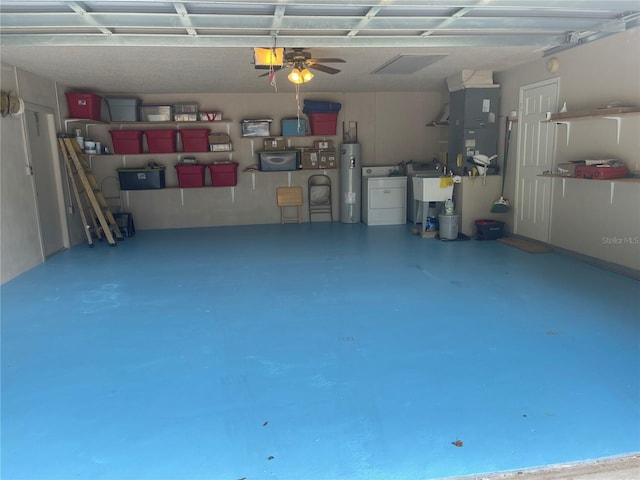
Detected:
[{"left": 114, "top": 212, "right": 135, "bottom": 237}]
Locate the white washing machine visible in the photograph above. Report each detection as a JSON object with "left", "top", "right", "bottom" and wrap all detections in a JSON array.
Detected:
[{"left": 361, "top": 166, "right": 407, "bottom": 226}]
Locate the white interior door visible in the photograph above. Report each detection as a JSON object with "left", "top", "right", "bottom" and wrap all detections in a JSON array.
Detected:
[
  {"left": 515, "top": 79, "right": 558, "bottom": 242},
  {"left": 26, "top": 108, "right": 66, "bottom": 257}
]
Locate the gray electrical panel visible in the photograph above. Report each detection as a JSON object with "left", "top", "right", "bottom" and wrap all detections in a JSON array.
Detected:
[{"left": 447, "top": 87, "right": 500, "bottom": 174}]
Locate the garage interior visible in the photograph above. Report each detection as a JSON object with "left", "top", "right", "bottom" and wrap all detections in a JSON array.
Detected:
[{"left": 1, "top": 1, "right": 639, "bottom": 479}]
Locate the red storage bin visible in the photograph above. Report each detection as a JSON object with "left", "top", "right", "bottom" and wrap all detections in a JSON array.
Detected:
[
  {"left": 109, "top": 130, "right": 144, "bottom": 154},
  {"left": 208, "top": 162, "right": 239, "bottom": 187},
  {"left": 474, "top": 219, "right": 504, "bottom": 240},
  {"left": 145, "top": 130, "right": 177, "bottom": 153},
  {"left": 175, "top": 164, "right": 206, "bottom": 188},
  {"left": 66, "top": 93, "right": 102, "bottom": 120},
  {"left": 178, "top": 129, "right": 210, "bottom": 152},
  {"left": 308, "top": 112, "right": 338, "bottom": 136},
  {"left": 575, "top": 165, "right": 628, "bottom": 179}
]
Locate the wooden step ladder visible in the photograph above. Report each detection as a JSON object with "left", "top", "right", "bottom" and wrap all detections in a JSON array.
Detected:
[{"left": 57, "top": 135, "right": 123, "bottom": 247}]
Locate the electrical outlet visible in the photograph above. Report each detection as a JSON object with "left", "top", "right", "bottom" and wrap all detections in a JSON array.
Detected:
[{"left": 25, "top": 165, "right": 33, "bottom": 176}]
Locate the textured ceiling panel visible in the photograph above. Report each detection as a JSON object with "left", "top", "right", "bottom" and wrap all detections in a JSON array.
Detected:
[
  {"left": 0, "top": 1, "right": 638, "bottom": 94},
  {"left": 372, "top": 54, "right": 448, "bottom": 74}
]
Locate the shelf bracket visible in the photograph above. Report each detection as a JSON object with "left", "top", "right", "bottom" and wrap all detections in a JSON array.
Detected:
[
  {"left": 231, "top": 186, "right": 235, "bottom": 203},
  {"left": 180, "top": 188, "right": 185, "bottom": 206},
  {"left": 610, "top": 182, "right": 615, "bottom": 205},
  {"left": 63, "top": 119, "right": 104, "bottom": 137},
  {"left": 287, "top": 171, "right": 292, "bottom": 186},
  {"left": 251, "top": 172, "right": 256, "bottom": 190},
  {"left": 556, "top": 121, "right": 571, "bottom": 145},
  {"left": 602, "top": 116, "right": 622, "bottom": 144},
  {"left": 562, "top": 178, "right": 566, "bottom": 198}
]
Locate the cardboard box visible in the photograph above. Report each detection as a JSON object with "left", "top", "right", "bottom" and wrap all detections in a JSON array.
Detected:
[
  {"left": 446, "top": 70, "right": 494, "bottom": 92},
  {"left": 209, "top": 133, "right": 232, "bottom": 151},
  {"left": 208, "top": 133, "right": 230, "bottom": 144},
  {"left": 313, "top": 140, "right": 333, "bottom": 150},
  {"left": 301, "top": 149, "right": 319, "bottom": 169},
  {"left": 557, "top": 161, "right": 584, "bottom": 176},
  {"left": 174, "top": 104, "right": 198, "bottom": 114},
  {"left": 318, "top": 149, "right": 337, "bottom": 169},
  {"left": 263, "top": 137, "right": 287, "bottom": 151},
  {"left": 199, "top": 111, "right": 223, "bottom": 121},
  {"left": 209, "top": 143, "right": 232, "bottom": 152},
  {"left": 174, "top": 113, "right": 198, "bottom": 122}
]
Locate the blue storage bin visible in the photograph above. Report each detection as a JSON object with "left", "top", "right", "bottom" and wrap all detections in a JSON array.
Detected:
[
  {"left": 302, "top": 100, "right": 342, "bottom": 114},
  {"left": 281, "top": 118, "right": 308, "bottom": 136}
]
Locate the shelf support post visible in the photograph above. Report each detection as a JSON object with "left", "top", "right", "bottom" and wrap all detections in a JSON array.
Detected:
[
  {"left": 556, "top": 121, "right": 571, "bottom": 145},
  {"left": 602, "top": 116, "right": 622, "bottom": 144},
  {"left": 610, "top": 182, "right": 615, "bottom": 205}
]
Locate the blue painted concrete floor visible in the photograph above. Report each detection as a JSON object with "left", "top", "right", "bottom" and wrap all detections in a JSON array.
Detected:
[{"left": 2, "top": 223, "right": 639, "bottom": 480}]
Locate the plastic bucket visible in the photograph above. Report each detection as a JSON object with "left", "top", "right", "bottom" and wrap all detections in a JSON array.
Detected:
[{"left": 439, "top": 214, "right": 460, "bottom": 240}]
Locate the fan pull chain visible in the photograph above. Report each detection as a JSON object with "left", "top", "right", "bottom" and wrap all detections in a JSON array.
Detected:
[
  {"left": 269, "top": 38, "right": 278, "bottom": 91},
  {"left": 295, "top": 83, "right": 302, "bottom": 120}
]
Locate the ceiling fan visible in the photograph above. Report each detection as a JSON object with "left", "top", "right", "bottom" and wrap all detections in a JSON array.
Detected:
[{"left": 257, "top": 48, "right": 346, "bottom": 83}]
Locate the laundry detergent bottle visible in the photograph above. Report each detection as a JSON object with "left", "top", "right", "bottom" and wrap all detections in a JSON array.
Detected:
[{"left": 445, "top": 198, "right": 455, "bottom": 215}]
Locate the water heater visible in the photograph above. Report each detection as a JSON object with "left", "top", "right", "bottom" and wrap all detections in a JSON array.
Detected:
[{"left": 340, "top": 143, "right": 361, "bottom": 223}]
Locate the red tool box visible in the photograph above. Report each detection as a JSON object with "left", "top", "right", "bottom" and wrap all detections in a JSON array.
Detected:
[{"left": 575, "top": 165, "right": 628, "bottom": 179}]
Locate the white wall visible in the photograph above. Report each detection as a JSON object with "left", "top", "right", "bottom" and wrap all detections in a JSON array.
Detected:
[
  {"left": 1, "top": 76, "right": 444, "bottom": 281},
  {"left": 3, "top": 29, "right": 638, "bottom": 281},
  {"left": 75, "top": 91, "right": 443, "bottom": 229},
  {"left": 0, "top": 65, "right": 44, "bottom": 283},
  {"left": 495, "top": 28, "right": 640, "bottom": 271}
]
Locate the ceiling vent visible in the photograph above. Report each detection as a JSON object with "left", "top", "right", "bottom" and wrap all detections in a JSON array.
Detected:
[{"left": 372, "top": 54, "right": 448, "bottom": 75}]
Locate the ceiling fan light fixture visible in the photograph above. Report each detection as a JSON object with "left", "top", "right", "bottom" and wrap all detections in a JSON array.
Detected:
[{"left": 288, "top": 67, "right": 314, "bottom": 84}]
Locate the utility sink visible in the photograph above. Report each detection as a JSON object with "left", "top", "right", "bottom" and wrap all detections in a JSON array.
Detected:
[{"left": 412, "top": 176, "right": 454, "bottom": 202}]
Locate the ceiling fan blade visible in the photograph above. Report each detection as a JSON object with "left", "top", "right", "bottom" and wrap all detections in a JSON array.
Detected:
[
  {"left": 308, "top": 64, "right": 341, "bottom": 74},
  {"left": 255, "top": 65, "right": 284, "bottom": 71},
  {"left": 308, "top": 58, "right": 346, "bottom": 63}
]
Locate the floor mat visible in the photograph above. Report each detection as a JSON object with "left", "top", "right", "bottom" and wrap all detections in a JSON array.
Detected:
[{"left": 498, "top": 236, "right": 553, "bottom": 253}]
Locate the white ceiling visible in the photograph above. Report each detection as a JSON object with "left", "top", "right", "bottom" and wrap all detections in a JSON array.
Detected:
[{"left": 1, "top": 1, "right": 638, "bottom": 94}]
